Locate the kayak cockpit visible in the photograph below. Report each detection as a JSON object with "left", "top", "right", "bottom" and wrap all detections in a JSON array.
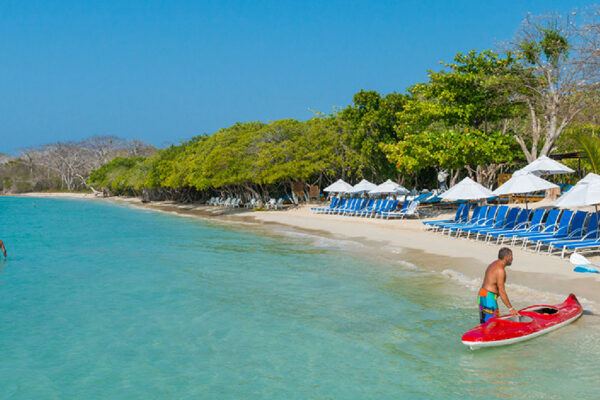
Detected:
[
  {"left": 498, "top": 315, "right": 534, "bottom": 323},
  {"left": 527, "top": 307, "right": 559, "bottom": 315}
]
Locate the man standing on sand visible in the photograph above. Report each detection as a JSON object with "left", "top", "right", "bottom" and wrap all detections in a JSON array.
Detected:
[
  {"left": 478, "top": 247, "right": 518, "bottom": 323},
  {"left": 0, "top": 240, "right": 6, "bottom": 258}
]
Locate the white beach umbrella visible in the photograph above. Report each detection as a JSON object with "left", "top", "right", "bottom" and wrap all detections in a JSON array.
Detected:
[
  {"left": 579, "top": 173, "right": 600, "bottom": 185},
  {"left": 440, "top": 177, "right": 494, "bottom": 201},
  {"left": 519, "top": 155, "right": 574, "bottom": 176},
  {"left": 493, "top": 170, "right": 559, "bottom": 196},
  {"left": 553, "top": 173, "right": 600, "bottom": 208},
  {"left": 323, "top": 179, "right": 353, "bottom": 193},
  {"left": 553, "top": 173, "right": 600, "bottom": 227},
  {"left": 493, "top": 170, "right": 558, "bottom": 209},
  {"left": 552, "top": 182, "right": 600, "bottom": 209},
  {"left": 349, "top": 179, "right": 378, "bottom": 194},
  {"left": 369, "top": 179, "right": 410, "bottom": 195}
]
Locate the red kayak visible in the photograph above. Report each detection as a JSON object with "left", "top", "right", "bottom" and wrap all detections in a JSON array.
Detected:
[{"left": 462, "top": 294, "right": 583, "bottom": 349}]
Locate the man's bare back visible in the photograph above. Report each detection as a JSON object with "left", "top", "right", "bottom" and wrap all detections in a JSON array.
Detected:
[
  {"left": 481, "top": 259, "right": 507, "bottom": 295},
  {"left": 482, "top": 248, "right": 517, "bottom": 317}
]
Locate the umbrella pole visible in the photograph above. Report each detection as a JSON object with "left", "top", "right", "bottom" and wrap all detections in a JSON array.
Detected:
[{"left": 596, "top": 205, "right": 599, "bottom": 231}]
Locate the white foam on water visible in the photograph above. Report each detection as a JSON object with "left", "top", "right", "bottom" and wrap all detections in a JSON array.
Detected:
[
  {"left": 441, "top": 268, "right": 599, "bottom": 313},
  {"left": 441, "top": 269, "right": 483, "bottom": 292},
  {"left": 386, "top": 247, "right": 404, "bottom": 255},
  {"left": 277, "top": 229, "right": 365, "bottom": 250},
  {"left": 395, "top": 259, "right": 421, "bottom": 271}
]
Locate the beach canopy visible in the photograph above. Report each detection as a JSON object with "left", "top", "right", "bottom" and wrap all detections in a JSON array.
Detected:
[
  {"left": 323, "top": 179, "right": 353, "bottom": 193},
  {"left": 369, "top": 179, "right": 409, "bottom": 195},
  {"left": 580, "top": 173, "right": 600, "bottom": 185},
  {"left": 553, "top": 173, "right": 600, "bottom": 208},
  {"left": 349, "top": 179, "right": 378, "bottom": 194},
  {"left": 519, "top": 155, "right": 574, "bottom": 176},
  {"left": 493, "top": 170, "right": 558, "bottom": 196},
  {"left": 440, "top": 177, "right": 494, "bottom": 201}
]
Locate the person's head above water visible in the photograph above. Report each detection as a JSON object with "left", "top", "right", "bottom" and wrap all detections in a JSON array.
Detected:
[{"left": 498, "top": 247, "right": 513, "bottom": 266}]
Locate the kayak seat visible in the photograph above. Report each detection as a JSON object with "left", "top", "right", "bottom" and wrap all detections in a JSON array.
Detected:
[{"left": 529, "top": 307, "right": 558, "bottom": 315}]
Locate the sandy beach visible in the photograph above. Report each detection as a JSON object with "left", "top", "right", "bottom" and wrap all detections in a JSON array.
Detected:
[{"left": 8, "top": 192, "right": 600, "bottom": 308}]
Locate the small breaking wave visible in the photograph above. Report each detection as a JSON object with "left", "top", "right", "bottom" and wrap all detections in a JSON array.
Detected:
[
  {"left": 278, "top": 229, "right": 365, "bottom": 250},
  {"left": 441, "top": 268, "right": 598, "bottom": 313},
  {"left": 396, "top": 259, "right": 421, "bottom": 271}
]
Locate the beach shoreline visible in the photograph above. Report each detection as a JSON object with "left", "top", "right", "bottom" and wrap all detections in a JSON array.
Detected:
[{"left": 6, "top": 192, "right": 600, "bottom": 309}]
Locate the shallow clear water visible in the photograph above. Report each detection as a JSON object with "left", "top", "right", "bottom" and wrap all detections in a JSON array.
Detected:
[{"left": 0, "top": 197, "right": 598, "bottom": 399}]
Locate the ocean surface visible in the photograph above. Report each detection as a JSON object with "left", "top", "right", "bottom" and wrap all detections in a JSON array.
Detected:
[{"left": 0, "top": 197, "right": 598, "bottom": 399}]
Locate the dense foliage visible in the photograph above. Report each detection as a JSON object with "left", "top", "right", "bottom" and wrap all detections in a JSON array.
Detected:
[{"left": 89, "top": 117, "right": 366, "bottom": 200}]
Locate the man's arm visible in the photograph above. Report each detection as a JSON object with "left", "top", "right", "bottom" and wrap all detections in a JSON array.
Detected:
[
  {"left": 0, "top": 240, "right": 6, "bottom": 258},
  {"left": 496, "top": 269, "right": 517, "bottom": 316}
]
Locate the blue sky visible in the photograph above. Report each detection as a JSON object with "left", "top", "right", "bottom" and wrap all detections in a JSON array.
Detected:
[{"left": 0, "top": 1, "right": 591, "bottom": 154}]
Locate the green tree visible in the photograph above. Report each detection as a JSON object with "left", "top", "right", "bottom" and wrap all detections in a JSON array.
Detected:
[
  {"left": 511, "top": 13, "right": 600, "bottom": 161},
  {"left": 386, "top": 50, "right": 523, "bottom": 186},
  {"left": 383, "top": 128, "right": 517, "bottom": 187},
  {"left": 397, "top": 50, "right": 521, "bottom": 134},
  {"left": 340, "top": 90, "right": 407, "bottom": 180}
]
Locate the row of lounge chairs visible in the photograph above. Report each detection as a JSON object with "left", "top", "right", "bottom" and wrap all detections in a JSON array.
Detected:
[
  {"left": 208, "top": 197, "right": 242, "bottom": 207},
  {"left": 264, "top": 198, "right": 284, "bottom": 209},
  {"left": 311, "top": 198, "right": 420, "bottom": 219},
  {"left": 209, "top": 197, "right": 284, "bottom": 209},
  {"left": 424, "top": 203, "right": 600, "bottom": 258}
]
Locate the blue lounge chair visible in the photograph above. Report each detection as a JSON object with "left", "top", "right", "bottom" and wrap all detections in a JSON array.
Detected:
[
  {"left": 423, "top": 203, "right": 468, "bottom": 230},
  {"left": 510, "top": 209, "right": 561, "bottom": 246},
  {"left": 422, "top": 194, "right": 442, "bottom": 204},
  {"left": 366, "top": 199, "right": 386, "bottom": 218},
  {"left": 548, "top": 212, "right": 599, "bottom": 257},
  {"left": 522, "top": 210, "right": 573, "bottom": 250},
  {"left": 485, "top": 208, "right": 533, "bottom": 243},
  {"left": 325, "top": 198, "right": 345, "bottom": 214},
  {"left": 353, "top": 198, "right": 370, "bottom": 215},
  {"left": 462, "top": 206, "right": 509, "bottom": 240},
  {"left": 328, "top": 198, "right": 347, "bottom": 214},
  {"left": 380, "top": 200, "right": 408, "bottom": 219},
  {"left": 436, "top": 205, "right": 481, "bottom": 233},
  {"left": 534, "top": 210, "right": 588, "bottom": 253},
  {"left": 473, "top": 207, "right": 521, "bottom": 241},
  {"left": 399, "top": 200, "right": 420, "bottom": 219},
  {"left": 447, "top": 206, "right": 492, "bottom": 237},
  {"left": 413, "top": 192, "right": 433, "bottom": 203},
  {"left": 355, "top": 199, "right": 381, "bottom": 217},
  {"left": 461, "top": 206, "right": 506, "bottom": 239},
  {"left": 377, "top": 199, "right": 400, "bottom": 218},
  {"left": 561, "top": 236, "right": 600, "bottom": 257},
  {"left": 353, "top": 198, "right": 375, "bottom": 216},
  {"left": 333, "top": 198, "right": 356, "bottom": 215},
  {"left": 381, "top": 200, "right": 417, "bottom": 219},
  {"left": 311, "top": 197, "right": 338, "bottom": 213},
  {"left": 437, "top": 203, "right": 471, "bottom": 229},
  {"left": 493, "top": 208, "right": 545, "bottom": 245},
  {"left": 345, "top": 198, "right": 367, "bottom": 216}
]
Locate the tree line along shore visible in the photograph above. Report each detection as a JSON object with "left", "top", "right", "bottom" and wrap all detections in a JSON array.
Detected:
[{"left": 1, "top": 10, "right": 599, "bottom": 203}]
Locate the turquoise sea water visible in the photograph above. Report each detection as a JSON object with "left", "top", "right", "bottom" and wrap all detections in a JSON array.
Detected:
[{"left": 0, "top": 197, "right": 599, "bottom": 399}]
